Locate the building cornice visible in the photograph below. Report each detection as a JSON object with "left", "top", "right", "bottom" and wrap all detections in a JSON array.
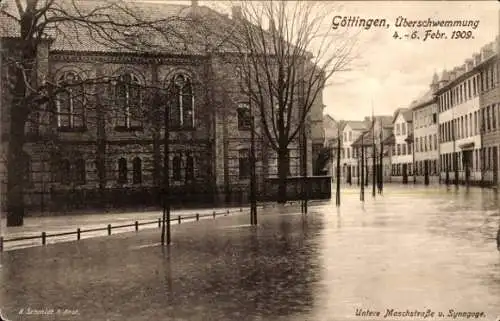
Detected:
[{"left": 49, "top": 50, "right": 209, "bottom": 65}]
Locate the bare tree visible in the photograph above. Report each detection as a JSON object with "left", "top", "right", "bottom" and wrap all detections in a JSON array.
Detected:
[
  {"left": 229, "top": 1, "right": 357, "bottom": 203},
  {"left": 0, "top": 0, "right": 198, "bottom": 226}
]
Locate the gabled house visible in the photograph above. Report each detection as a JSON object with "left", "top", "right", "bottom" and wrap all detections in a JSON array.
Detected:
[{"left": 390, "top": 108, "right": 413, "bottom": 183}]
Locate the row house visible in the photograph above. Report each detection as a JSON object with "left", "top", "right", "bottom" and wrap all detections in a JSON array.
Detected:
[
  {"left": 411, "top": 77, "right": 439, "bottom": 184},
  {"left": 351, "top": 116, "right": 393, "bottom": 185},
  {"left": 436, "top": 36, "right": 499, "bottom": 186},
  {"left": 390, "top": 108, "right": 413, "bottom": 182},
  {"left": 477, "top": 36, "right": 500, "bottom": 185},
  {"left": 338, "top": 120, "right": 369, "bottom": 183}
]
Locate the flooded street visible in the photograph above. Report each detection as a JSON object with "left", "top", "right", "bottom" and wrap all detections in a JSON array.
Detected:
[{"left": 0, "top": 185, "right": 499, "bottom": 321}]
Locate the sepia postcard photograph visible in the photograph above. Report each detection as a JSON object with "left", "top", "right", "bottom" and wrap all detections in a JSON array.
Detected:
[{"left": 0, "top": 0, "right": 499, "bottom": 320}]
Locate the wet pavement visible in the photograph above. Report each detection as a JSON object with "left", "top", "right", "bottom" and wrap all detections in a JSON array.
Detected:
[
  {"left": 0, "top": 206, "right": 252, "bottom": 251},
  {"left": 0, "top": 185, "right": 499, "bottom": 321}
]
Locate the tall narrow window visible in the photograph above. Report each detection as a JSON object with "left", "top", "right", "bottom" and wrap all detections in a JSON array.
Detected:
[
  {"left": 60, "top": 159, "right": 71, "bottom": 185},
  {"left": 237, "top": 102, "right": 251, "bottom": 130},
  {"left": 172, "top": 155, "right": 182, "bottom": 181},
  {"left": 56, "top": 72, "right": 85, "bottom": 130},
  {"left": 23, "top": 152, "right": 32, "bottom": 187},
  {"left": 239, "top": 149, "right": 251, "bottom": 179},
  {"left": 132, "top": 157, "right": 142, "bottom": 184},
  {"left": 116, "top": 73, "right": 142, "bottom": 130},
  {"left": 118, "top": 158, "right": 127, "bottom": 184},
  {"left": 186, "top": 154, "right": 194, "bottom": 181},
  {"left": 492, "top": 105, "right": 497, "bottom": 130},
  {"left": 75, "top": 159, "right": 86, "bottom": 185},
  {"left": 171, "top": 74, "right": 194, "bottom": 128}
]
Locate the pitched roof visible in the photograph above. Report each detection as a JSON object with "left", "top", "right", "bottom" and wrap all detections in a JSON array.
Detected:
[
  {"left": 392, "top": 108, "right": 411, "bottom": 123},
  {"left": 409, "top": 89, "right": 435, "bottom": 110},
  {"left": 343, "top": 120, "right": 367, "bottom": 131},
  {"left": 0, "top": 0, "right": 242, "bottom": 55},
  {"left": 377, "top": 115, "right": 393, "bottom": 128},
  {"left": 0, "top": 10, "right": 19, "bottom": 38},
  {"left": 402, "top": 109, "right": 413, "bottom": 122}
]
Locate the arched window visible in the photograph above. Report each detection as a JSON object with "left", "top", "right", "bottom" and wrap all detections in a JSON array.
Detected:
[
  {"left": 22, "top": 152, "right": 32, "bottom": 187},
  {"left": 118, "top": 158, "right": 128, "bottom": 184},
  {"left": 56, "top": 72, "right": 85, "bottom": 130},
  {"left": 171, "top": 74, "right": 194, "bottom": 128},
  {"left": 60, "top": 159, "right": 71, "bottom": 185},
  {"left": 75, "top": 159, "right": 86, "bottom": 185},
  {"left": 132, "top": 157, "right": 142, "bottom": 184},
  {"left": 237, "top": 102, "right": 251, "bottom": 130},
  {"left": 172, "top": 155, "right": 182, "bottom": 181},
  {"left": 116, "top": 73, "right": 142, "bottom": 130},
  {"left": 185, "top": 154, "right": 194, "bottom": 181}
]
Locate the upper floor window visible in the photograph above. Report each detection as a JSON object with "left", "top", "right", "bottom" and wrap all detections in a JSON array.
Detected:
[
  {"left": 237, "top": 102, "right": 252, "bottom": 130},
  {"left": 348, "top": 131, "right": 352, "bottom": 141},
  {"left": 402, "top": 123, "right": 406, "bottom": 135},
  {"left": 396, "top": 123, "right": 400, "bottom": 136},
  {"left": 56, "top": 72, "right": 86, "bottom": 131},
  {"left": 115, "top": 73, "right": 143, "bottom": 131},
  {"left": 170, "top": 74, "right": 194, "bottom": 129}
]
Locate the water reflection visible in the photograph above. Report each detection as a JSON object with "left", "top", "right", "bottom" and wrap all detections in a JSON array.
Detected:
[{"left": 1, "top": 186, "right": 500, "bottom": 320}]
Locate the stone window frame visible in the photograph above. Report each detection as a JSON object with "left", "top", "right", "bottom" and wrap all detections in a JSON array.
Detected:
[
  {"left": 168, "top": 73, "right": 195, "bottom": 130},
  {"left": 237, "top": 102, "right": 252, "bottom": 131},
  {"left": 55, "top": 70, "right": 87, "bottom": 132},
  {"left": 114, "top": 72, "right": 144, "bottom": 132}
]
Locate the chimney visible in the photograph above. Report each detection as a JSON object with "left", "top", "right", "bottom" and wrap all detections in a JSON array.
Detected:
[{"left": 232, "top": 6, "right": 242, "bottom": 20}]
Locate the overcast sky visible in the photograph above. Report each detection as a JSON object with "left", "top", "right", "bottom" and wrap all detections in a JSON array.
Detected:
[
  {"left": 206, "top": 1, "right": 499, "bottom": 122},
  {"left": 162, "top": 1, "right": 499, "bottom": 121},
  {"left": 317, "top": 1, "right": 499, "bottom": 122}
]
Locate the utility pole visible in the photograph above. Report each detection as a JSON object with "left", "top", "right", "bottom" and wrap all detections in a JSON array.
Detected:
[
  {"left": 246, "top": 53, "right": 258, "bottom": 224},
  {"left": 379, "top": 121, "right": 384, "bottom": 194},
  {"left": 250, "top": 115, "right": 257, "bottom": 224},
  {"left": 336, "top": 125, "right": 341, "bottom": 206},
  {"left": 372, "top": 120, "right": 376, "bottom": 198},
  {"left": 360, "top": 134, "right": 365, "bottom": 202},
  {"left": 161, "top": 89, "right": 171, "bottom": 246}
]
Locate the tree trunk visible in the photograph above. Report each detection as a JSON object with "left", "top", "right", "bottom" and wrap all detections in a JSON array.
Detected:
[
  {"left": 7, "top": 103, "right": 27, "bottom": 226},
  {"left": 277, "top": 146, "right": 289, "bottom": 203}
]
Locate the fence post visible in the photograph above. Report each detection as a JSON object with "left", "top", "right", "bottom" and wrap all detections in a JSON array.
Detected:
[
  {"left": 0, "top": 236, "right": 3, "bottom": 252},
  {"left": 226, "top": 209, "right": 229, "bottom": 214},
  {"left": 196, "top": 214, "right": 199, "bottom": 221},
  {"left": 240, "top": 208, "right": 243, "bottom": 212},
  {"left": 107, "top": 224, "right": 111, "bottom": 236},
  {"left": 213, "top": 211, "right": 216, "bottom": 219},
  {"left": 135, "top": 221, "right": 139, "bottom": 232},
  {"left": 77, "top": 228, "right": 81, "bottom": 241},
  {"left": 158, "top": 218, "right": 161, "bottom": 228},
  {"left": 41, "top": 232, "right": 46, "bottom": 245},
  {"left": 178, "top": 215, "right": 181, "bottom": 224}
]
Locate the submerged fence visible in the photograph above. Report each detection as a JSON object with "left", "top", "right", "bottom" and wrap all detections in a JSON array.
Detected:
[{"left": 0, "top": 207, "right": 247, "bottom": 252}]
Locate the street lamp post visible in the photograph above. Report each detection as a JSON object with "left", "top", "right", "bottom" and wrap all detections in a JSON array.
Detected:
[
  {"left": 250, "top": 114, "right": 257, "bottom": 225},
  {"left": 246, "top": 53, "right": 258, "bottom": 225},
  {"left": 161, "top": 90, "right": 171, "bottom": 245},
  {"left": 360, "top": 134, "right": 365, "bottom": 202},
  {"left": 335, "top": 126, "right": 341, "bottom": 206}
]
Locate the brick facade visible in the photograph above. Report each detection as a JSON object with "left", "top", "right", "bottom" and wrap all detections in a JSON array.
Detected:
[{"left": 0, "top": 3, "right": 325, "bottom": 213}]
